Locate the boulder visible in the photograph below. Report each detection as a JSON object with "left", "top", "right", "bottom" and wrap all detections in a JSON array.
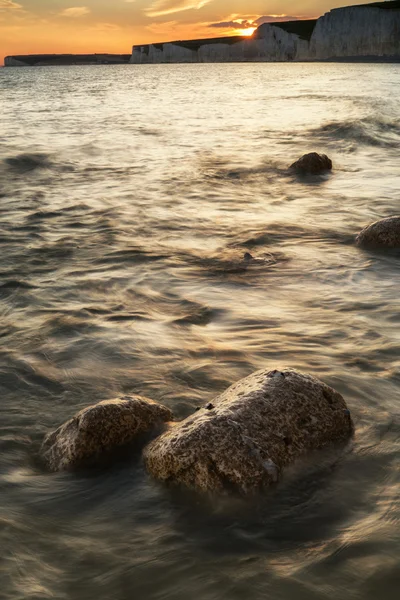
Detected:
[
  {"left": 290, "top": 152, "right": 332, "bottom": 174},
  {"left": 356, "top": 216, "right": 400, "bottom": 249},
  {"left": 144, "top": 368, "right": 353, "bottom": 494},
  {"left": 41, "top": 396, "right": 172, "bottom": 472}
]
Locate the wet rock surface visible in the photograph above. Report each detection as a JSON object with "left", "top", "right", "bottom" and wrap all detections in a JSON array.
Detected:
[
  {"left": 189, "top": 248, "right": 282, "bottom": 276},
  {"left": 41, "top": 396, "right": 172, "bottom": 471},
  {"left": 290, "top": 152, "right": 333, "bottom": 174},
  {"left": 144, "top": 368, "right": 353, "bottom": 494},
  {"left": 356, "top": 215, "right": 400, "bottom": 249}
]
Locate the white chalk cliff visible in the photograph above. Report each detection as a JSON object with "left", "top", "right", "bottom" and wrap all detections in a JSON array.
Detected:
[
  {"left": 131, "top": 25, "right": 310, "bottom": 63},
  {"left": 309, "top": 4, "right": 400, "bottom": 59},
  {"left": 4, "top": 57, "right": 29, "bottom": 67},
  {"left": 130, "top": 2, "right": 400, "bottom": 63}
]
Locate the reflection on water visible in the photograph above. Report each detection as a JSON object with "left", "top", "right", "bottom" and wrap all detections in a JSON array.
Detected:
[{"left": 0, "top": 63, "right": 399, "bottom": 600}]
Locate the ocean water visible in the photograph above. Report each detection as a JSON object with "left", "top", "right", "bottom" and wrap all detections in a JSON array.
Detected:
[{"left": 0, "top": 63, "right": 399, "bottom": 600}]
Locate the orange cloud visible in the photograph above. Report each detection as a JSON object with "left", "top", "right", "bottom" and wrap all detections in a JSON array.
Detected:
[
  {"left": 60, "top": 7, "right": 90, "bottom": 18},
  {"left": 92, "top": 22, "right": 121, "bottom": 32},
  {"left": 145, "top": 18, "right": 214, "bottom": 40},
  {"left": 146, "top": 0, "right": 213, "bottom": 18},
  {"left": 0, "top": 0, "right": 22, "bottom": 9}
]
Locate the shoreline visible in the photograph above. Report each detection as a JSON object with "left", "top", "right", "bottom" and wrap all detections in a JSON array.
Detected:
[{"left": 3, "top": 56, "right": 400, "bottom": 68}]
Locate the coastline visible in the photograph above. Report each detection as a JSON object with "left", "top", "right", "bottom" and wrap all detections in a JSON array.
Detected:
[
  {"left": 4, "top": 55, "right": 400, "bottom": 67},
  {"left": 4, "top": 1, "right": 400, "bottom": 67}
]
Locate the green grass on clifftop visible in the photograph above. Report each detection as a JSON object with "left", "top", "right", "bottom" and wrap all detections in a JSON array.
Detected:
[
  {"left": 261, "top": 20, "right": 317, "bottom": 41},
  {"left": 358, "top": 1, "right": 400, "bottom": 8},
  {"left": 167, "top": 36, "right": 248, "bottom": 52}
]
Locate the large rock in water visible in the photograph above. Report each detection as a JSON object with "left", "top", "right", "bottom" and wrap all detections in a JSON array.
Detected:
[
  {"left": 290, "top": 152, "right": 332, "bottom": 174},
  {"left": 356, "top": 216, "right": 400, "bottom": 249},
  {"left": 41, "top": 396, "right": 172, "bottom": 472},
  {"left": 144, "top": 369, "right": 353, "bottom": 494}
]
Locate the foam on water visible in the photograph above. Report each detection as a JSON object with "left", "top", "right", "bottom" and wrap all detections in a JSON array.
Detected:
[{"left": 0, "top": 62, "right": 399, "bottom": 600}]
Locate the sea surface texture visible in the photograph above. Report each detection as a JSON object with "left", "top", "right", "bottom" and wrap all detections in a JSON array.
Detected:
[{"left": 0, "top": 63, "right": 399, "bottom": 600}]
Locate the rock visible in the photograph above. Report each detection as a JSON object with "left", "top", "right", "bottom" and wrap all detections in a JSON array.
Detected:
[
  {"left": 242, "top": 252, "right": 270, "bottom": 265},
  {"left": 198, "top": 249, "right": 278, "bottom": 275},
  {"left": 356, "top": 216, "right": 400, "bottom": 249},
  {"left": 144, "top": 368, "right": 353, "bottom": 494},
  {"left": 41, "top": 396, "right": 172, "bottom": 472},
  {"left": 290, "top": 152, "right": 332, "bottom": 174}
]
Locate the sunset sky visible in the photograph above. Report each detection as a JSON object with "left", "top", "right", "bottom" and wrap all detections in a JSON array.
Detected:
[{"left": 0, "top": 1, "right": 373, "bottom": 63}]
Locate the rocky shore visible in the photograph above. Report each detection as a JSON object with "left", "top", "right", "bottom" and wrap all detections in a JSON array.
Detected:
[{"left": 38, "top": 148, "right": 400, "bottom": 492}]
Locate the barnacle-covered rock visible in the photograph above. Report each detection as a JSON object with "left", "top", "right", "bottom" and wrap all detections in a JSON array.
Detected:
[
  {"left": 42, "top": 396, "right": 172, "bottom": 471},
  {"left": 290, "top": 152, "right": 332, "bottom": 174},
  {"left": 356, "top": 216, "right": 400, "bottom": 249},
  {"left": 144, "top": 368, "right": 353, "bottom": 494}
]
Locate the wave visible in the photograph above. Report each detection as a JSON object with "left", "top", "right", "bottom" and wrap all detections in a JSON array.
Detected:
[
  {"left": 197, "top": 153, "right": 290, "bottom": 183},
  {"left": 3, "top": 153, "right": 52, "bottom": 172},
  {"left": 233, "top": 224, "right": 356, "bottom": 248},
  {"left": 309, "top": 116, "right": 400, "bottom": 148},
  {"left": 2, "top": 152, "right": 75, "bottom": 176}
]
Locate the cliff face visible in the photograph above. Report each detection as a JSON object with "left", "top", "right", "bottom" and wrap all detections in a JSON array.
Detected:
[
  {"left": 130, "top": 24, "right": 311, "bottom": 63},
  {"left": 4, "top": 57, "right": 29, "bottom": 67},
  {"left": 130, "top": 2, "right": 400, "bottom": 63},
  {"left": 309, "top": 4, "right": 400, "bottom": 59}
]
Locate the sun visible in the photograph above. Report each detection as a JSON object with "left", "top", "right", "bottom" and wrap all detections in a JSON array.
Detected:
[{"left": 237, "top": 27, "right": 256, "bottom": 36}]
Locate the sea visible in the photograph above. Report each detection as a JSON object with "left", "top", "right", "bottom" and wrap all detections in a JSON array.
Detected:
[{"left": 0, "top": 63, "right": 399, "bottom": 600}]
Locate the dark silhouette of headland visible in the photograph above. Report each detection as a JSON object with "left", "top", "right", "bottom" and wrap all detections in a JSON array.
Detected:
[{"left": 4, "top": 53, "right": 130, "bottom": 67}]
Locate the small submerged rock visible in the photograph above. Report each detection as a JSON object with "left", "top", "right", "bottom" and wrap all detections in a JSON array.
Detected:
[
  {"left": 41, "top": 396, "right": 172, "bottom": 472},
  {"left": 356, "top": 216, "right": 400, "bottom": 249},
  {"left": 242, "top": 251, "right": 270, "bottom": 265},
  {"left": 290, "top": 152, "right": 332, "bottom": 174},
  {"left": 203, "top": 249, "right": 278, "bottom": 274},
  {"left": 144, "top": 368, "right": 353, "bottom": 494}
]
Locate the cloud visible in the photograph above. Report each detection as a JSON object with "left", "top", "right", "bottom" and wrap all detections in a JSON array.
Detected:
[
  {"left": 146, "top": 0, "right": 212, "bottom": 18},
  {"left": 255, "top": 15, "right": 301, "bottom": 24},
  {"left": 145, "top": 18, "right": 224, "bottom": 43},
  {"left": 0, "top": 0, "right": 22, "bottom": 9},
  {"left": 208, "top": 14, "right": 304, "bottom": 30},
  {"left": 209, "top": 19, "right": 253, "bottom": 29},
  {"left": 60, "top": 7, "right": 90, "bottom": 18},
  {"left": 92, "top": 22, "right": 121, "bottom": 31}
]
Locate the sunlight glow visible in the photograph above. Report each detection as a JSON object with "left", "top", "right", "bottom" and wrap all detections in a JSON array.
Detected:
[{"left": 236, "top": 27, "right": 256, "bottom": 36}]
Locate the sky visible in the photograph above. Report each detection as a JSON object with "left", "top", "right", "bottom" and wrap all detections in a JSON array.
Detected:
[{"left": 0, "top": 1, "right": 374, "bottom": 63}]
